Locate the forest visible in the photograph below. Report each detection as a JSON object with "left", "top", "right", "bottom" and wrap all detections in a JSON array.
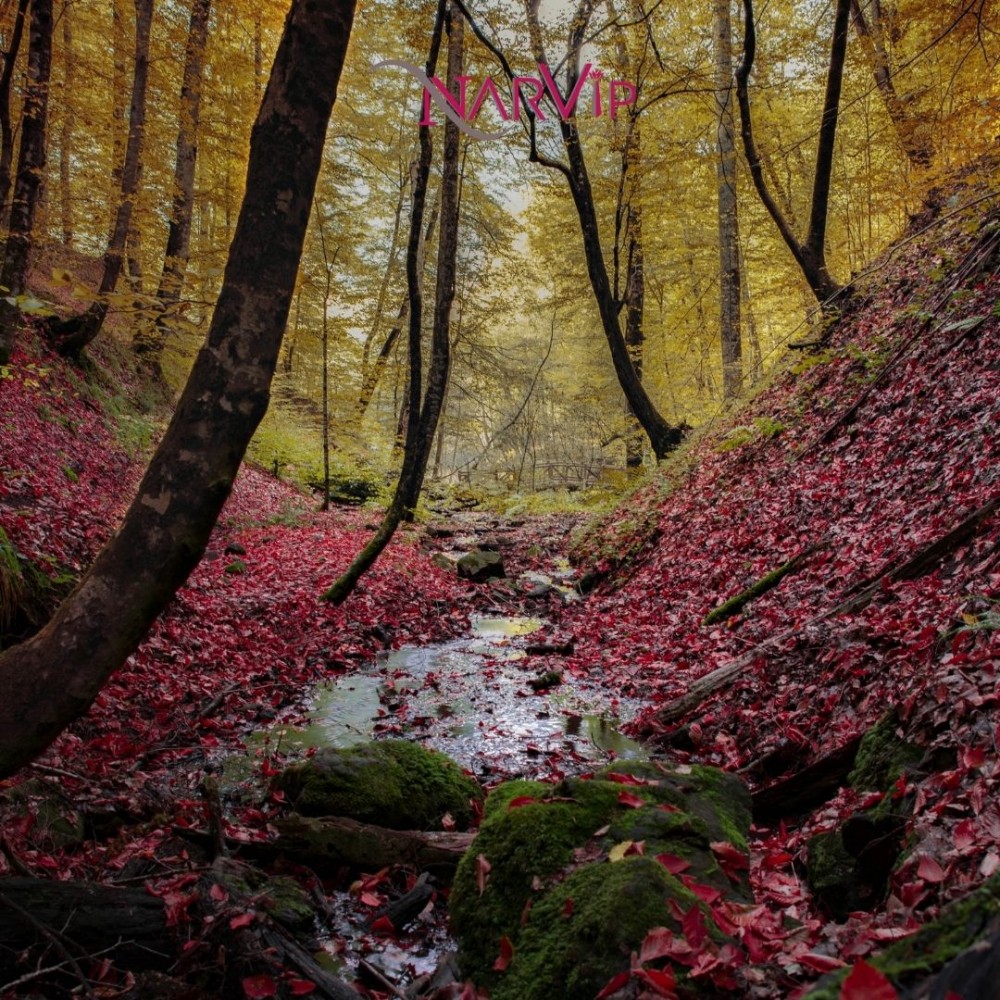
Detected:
[{"left": 0, "top": 0, "right": 998, "bottom": 997}]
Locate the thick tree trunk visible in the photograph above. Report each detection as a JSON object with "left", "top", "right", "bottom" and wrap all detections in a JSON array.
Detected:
[
  {"left": 735, "top": 0, "right": 849, "bottom": 306},
  {"left": 0, "top": 0, "right": 358, "bottom": 779},
  {"left": 134, "top": 0, "right": 211, "bottom": 366},
  {"left": 49, "top": 0, "right": 152, "bottom": 359},
  {"left": 0, "top": 0, "right": 29, "bottom": 221},
  {"left": 715, "top": 0, "right": 742, "bottom": 401},
  {"left": 0, "top": 0, "right": 52, "bottom": 368}
]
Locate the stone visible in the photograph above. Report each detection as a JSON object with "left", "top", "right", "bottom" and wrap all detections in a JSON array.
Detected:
[
  {"left": 274, "top": 740, "right": 483, "bottom": 831},
  {"left": 457, "top": 549, "right": 505, "bottom": 582}
]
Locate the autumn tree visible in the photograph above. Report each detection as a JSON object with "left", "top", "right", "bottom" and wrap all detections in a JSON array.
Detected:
[
  {"left": 0, "top": 0, "right": 357, "bottom": 778},
  {"left": 735, "top": 0, "right": 850, "bottom": 307}
]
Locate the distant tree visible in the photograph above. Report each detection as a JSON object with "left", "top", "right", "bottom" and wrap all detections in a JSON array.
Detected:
[
  {"left": 133, "top": 0, "right": 212, "bottom": 370},
  {"left": 0, "top": 0, "right": 53, "bottom": 368},
  {"left": 0, "top": 0, "right": 30, "bottom": 220},
  {"left": 0, "top": 0, "right": 357, "bottom": 779},
  {"left": 714, "top": 0, "right": 742, "bottom": 400},
  {"left": 48, "top": 0, "right": 153, "bottom": 358},
  {"left": 735, "top": 0, "right": 850, "bottom": 307}
]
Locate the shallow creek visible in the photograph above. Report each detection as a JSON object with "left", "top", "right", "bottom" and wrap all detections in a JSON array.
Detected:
[{"left": 268, "top": 614, "right": 645, "bottom": 782}]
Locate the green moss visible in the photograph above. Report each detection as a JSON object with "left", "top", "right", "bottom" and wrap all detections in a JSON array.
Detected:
[
  {"left": 275, "top": 740, "right": 482, "bottom": 831},
  {"left": 702, "top": 553, "right": 808, "bottom": 626},
  {"left": 224, "top": 560, "right": 247, "bottom": 575},
  {"left": 806, "top": 830, "right": 861, "bottom": 922},
  {"left": 495, "top": 858, "right": 696, "bottom": 1000},
  {"left": 451, "top": 765, "right": 752, "bottom": 986},
  {"left": 806, "top": 873, "right": 1000, "bottom": 998},
  {"left": 849, "top": 714, "right": 923, "bottom": 792}
]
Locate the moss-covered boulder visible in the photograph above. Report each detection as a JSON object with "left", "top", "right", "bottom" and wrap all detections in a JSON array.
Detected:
[
  {"left": 449, "top": 762, "right": 751, "bottom": 997},
  {"left": 849, "top": 712, "right": 923, "bottom": 792},
  {"left": 806, "top": 873, "right": 1000, "bottom": 998},
  {"left": 274, "top": 740, "right": 482, "bottom": 830}
]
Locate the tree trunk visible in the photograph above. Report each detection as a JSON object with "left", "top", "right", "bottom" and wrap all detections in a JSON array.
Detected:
[
  {"left": 0, "top": 0, "right": 29, "bottom": 221},
  {"left": 58, "top": 0, "right": 73, "bottom": 246},
  {"left": 849, "top": 0, "right": 931, "bottom": 168},
  {"left": 714, "top": 0, "right": 742, "bottom": 401},
  {"left": 524, "top": 0, "right": 682, "bottom": 461},
  {"left": 735, "top": 0, "right": 849, "bottom": 306},
  {"left": 0, "top": 0, "right": 358, "bottom": 779},
  {"left": 49, "top": 0, "right": 152, "bottom": 359},
  {"left": 133, "top": 0, "right": 211, "bottom": 366},
  {"left": 324, "top": 0, "right": 460, "bottom": 604},
  {"left": 0, "top": 0, "right": 53, "bottom": 368}
]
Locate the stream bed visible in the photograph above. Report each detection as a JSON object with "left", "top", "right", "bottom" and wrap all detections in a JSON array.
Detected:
[{"left": 267, "top": 615, "right": 645, "bottom": 782}]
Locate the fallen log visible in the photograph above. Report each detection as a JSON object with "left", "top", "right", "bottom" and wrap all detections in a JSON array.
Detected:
[
  {"left": 749, "top": 735, "right": 863, "bottom": 823},
  {"left": 272, "top": 814, "right": 474, "bottom": 879}
]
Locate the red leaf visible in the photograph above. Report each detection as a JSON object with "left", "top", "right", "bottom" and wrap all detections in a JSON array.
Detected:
[
  {"left": 441, "top": 811, "right": 456, "bottom": 831},
  {"left": 799, "top": 952, "right": 847, "bottom": 973},
  {"left": 839, "top": 960, "right": 899, "bottom": 999},
  {"left": 917, "top": 855, "right": 946, "bottom": 883},
  {"left": 288, "top": 980, "right": 317, "bottom": 996},
  {"left": 710, "top": 841, "right": 749, "bottom": 870},
  {"left": 209, "top": 883, "right": 228, "bottom": 903},
  {"left": 229, "top": 912, "right": 255, "bottom": 930},
  {"left": 635, "top": 966, "right": 679, "bottom": 997},
  {"left": 507, "top": 796, "right": 541, "bottom": 810},
  {"left": 476, "top": 853, "right": 492, "bottom": 896},
  {"left": 370, "top": 915, "right": 395, "bottom": 934},
  {"left": 242, "top": 975, "right": 277, "bottom": 999},
  {"left": 606, "top": 772, "right": 648, "bottom": 786},
  {"left": 617, "top": 791, "right": 647, "bottom": 809},
  {"left": 359, "top": 892, "right": 382, "bottom": 907},
  {"left": 961, "top": 746, "right": 986, "bottom": 769},
  {"left": 640, "top": 926, "right": 684, "bottom": 964},
  {"left": 655, "top": 853, "right": 690, "bottom": 874},
  {"left": 595, "top": 970, "right": 631, "bottom": 999},
  {"left": 563, "top": 897, "right": 574, "bottom": 919},
  {"left": 682, "top": 905, "right": 708, "bottom": 949},
  {"left": 493, "top": 935, "right": 514, "bottom": 972},
  {"left": 953, "top": 819, "right": 976, "bottom": 852}
]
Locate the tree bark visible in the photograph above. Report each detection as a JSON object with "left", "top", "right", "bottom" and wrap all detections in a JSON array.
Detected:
[
  {"left": 735, "top": 0, "right": 849, "bottom": 306},
  {"left": 58, "top": 0, "right": 73, "bottom": 246},
  {"left": 0, "top": 0, "right": 53, "bottom": 368},
  {"left": 49, "top": 0, "right": 152, "bottom": 359},
  {"left": 849, "top": 0, "right": 931, "bottom": 169},
  {"left": 133, "top": 0, "right": 211, "bottom": 367},
  {"left": 524, "top": 0, "right": 683, "bottom": 461},
  {"left": 0, "top": 0, "right": 358, "bottom": 779},
  {"left": 323, "top": 0, "right": 460, "bottom": 605},
  {"left": 0, "top": 0, "right": 29, "bottom": 221},
  {"left": 714, "top": 0, "right": 742, "bottom": 401}
]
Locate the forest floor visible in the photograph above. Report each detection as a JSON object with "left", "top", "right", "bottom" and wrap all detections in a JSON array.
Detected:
[{"left": 1, "top": 158, "right": 998, "bottom": 999}]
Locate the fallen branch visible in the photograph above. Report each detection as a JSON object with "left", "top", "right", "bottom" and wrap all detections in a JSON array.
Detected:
[{"left": 703, "top": 546, "right": 822, "bottom": 626}]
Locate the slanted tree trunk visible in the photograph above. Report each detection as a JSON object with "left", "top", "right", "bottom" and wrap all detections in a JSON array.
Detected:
[
  {"left": 324, "top": 0, "right": 461, "bottom": 604},
  {"left": 0, "top": 0, "right": 29, "bottom": 220},
  {"left": 849, "top": 0, "right": 931, "bottom": 168},
  {"left": 523, "top": 0, "right": 683, "bottom": 461},
  {"left": 715, "top": 0, "right": 742, "bottom": 401},
  {"left": 133, "top": 0, "right": 211, "bottom": 367},
  {"left": 49, "top": 0, "right": 152, "bottom": 359},
  {"left": 735, "top": 0, "right": 850, "bottom": 307},
  {"left": 0, "top": 0, "right": 53, "bottom": 368},
  {"left": 0, "top": 0, "right": 358, "bottom": 779}
]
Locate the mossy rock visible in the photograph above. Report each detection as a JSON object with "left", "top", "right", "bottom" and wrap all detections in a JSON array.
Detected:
[
  {"left": 274, "top": 740, "right": 482, "bottom": 831},
  {"left": 449, "top": 763, "right": 751, "bottom": 993},
  {"left": 806, "top": 830, "right": 863, "bottom": 922},
  {"left": 215, "top": 867, "right": 316, "bottom": 933},
  {"left": 496, "top": 858, "right": 700, "bottom": 1000},
  {"left": 848, "top": 713, "right": 923, "bottom": 792},
  {"left": 456, "top": 549, "right": 505, "bottom": 581},
  {"left": 806, "top": 873, "right": 1000, "bottom": 998}
]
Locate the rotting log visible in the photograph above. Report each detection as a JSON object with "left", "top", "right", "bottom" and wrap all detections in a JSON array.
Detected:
[
  {"left": 750, "top": 735, "right": 863, "bottom": 823},
  {"left": 273, "top": 814, "right": 474, "bottom": 879},
  {"left": 0, "top": 877, "right": 172, "bottom": 978}
]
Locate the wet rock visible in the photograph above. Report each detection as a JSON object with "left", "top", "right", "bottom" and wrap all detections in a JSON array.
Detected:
[
  {"left": 449, "top": 761, "right": 751, "bottom": 997},
  {"left": 527, "top": 670, "right": 562, "bottom": 691},
  {"left": 457, "top": 549, "right": 505, "bottom": 582},
  {"left": 225, "top": 541, "right": 246, "bottom": 556},
  {"left": 274, "top": 740, "right": 483, "bottom": 831}
]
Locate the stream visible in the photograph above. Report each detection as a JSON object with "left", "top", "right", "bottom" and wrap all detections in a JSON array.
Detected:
[{"left": 266, "top": 614, "right": 646, "bottom": 782}]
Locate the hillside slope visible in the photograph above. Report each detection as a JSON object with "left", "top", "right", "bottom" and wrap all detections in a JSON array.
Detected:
[{"left": 558, "top": 158, "right": 999, "bottom": 990}]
